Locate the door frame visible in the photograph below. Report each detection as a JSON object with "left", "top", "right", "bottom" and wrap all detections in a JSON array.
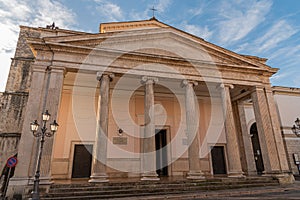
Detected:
[
  {"left": 155, "top": 126, "right": 172, "bottom": 177},
  {"left": 140, "top": 125, "right": 172, "bottom": 176},
  {"left": 209, "top": 144, "right": 228, "bottom": 175},
  {"left": 249, "top": 122, "right": 265, "bottom": 174},
  {"left": 68, "top": 140, "right": 94, "bottom": 179}
]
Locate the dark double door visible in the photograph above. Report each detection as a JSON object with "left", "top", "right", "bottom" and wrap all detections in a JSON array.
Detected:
[
  {"left": 211, "top": 146, "right": 227, "bottom": 175},
  {"left": 155, "top": 129, "right": 168, "bottom": 176},
  {"left": 72, "top": 144, "right": 93, "bottom": 178},
  {"left": 250, "top": 123, "right": 264, "bottom": 174}
]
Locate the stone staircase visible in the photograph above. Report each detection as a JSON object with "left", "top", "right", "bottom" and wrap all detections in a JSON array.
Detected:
[{"left": 40, "top": 176, "right": 279, "bottom": 200}]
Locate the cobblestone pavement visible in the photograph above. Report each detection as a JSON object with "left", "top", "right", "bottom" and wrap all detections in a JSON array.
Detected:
[{"left": 112, "top": 181, "right": 300, "bottom": 200}]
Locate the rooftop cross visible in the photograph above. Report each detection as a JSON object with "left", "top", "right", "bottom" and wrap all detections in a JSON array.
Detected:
[{"left": 150, "top": 6, "right": 157, "bottom": 18}]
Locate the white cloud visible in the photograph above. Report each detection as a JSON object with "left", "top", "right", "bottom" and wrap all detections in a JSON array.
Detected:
[
  {"left": 129, "top": 9, "right": 149, "bottom": 21},
  {"left": 235, "top": 20, "right": 298, "bottom": 55},
  {"left": 94, "top": 0, "right": 123, "bottom": 22},
  {"left": 256, "top": 20, "right": 297, "bottom": 52},
  {"left": 182, "top": 23, "right": 213, "bottom": 40},
  {"left": 156, "top": 0, "right": 172, "bottom": 12},
  {"left": 188, "top": 7, "right": 203, "bottom": 17},
  {"left": 217, "top": 0, "right": 272, "bottom": 45},
  {"left": 128, "top": 0, "right": 172, "bottom": 20},
  {"left": 0, "top": 0, "right": 77, "bottom": 92}
]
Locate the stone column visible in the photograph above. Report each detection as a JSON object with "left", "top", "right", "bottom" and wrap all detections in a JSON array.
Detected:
[
  {"left": 141, "top": 76, "right": 159, "bottom": 181},
  {"left": 89, "top": 72, "right": 114, "bottom": 183},
  {"left": 219, "top": 84, "right": 244, "bottom": 177},
  {"left": 251, "top": 86, "right": 281, "bottom": 174},
  {"left": 264, "top": 86, "right": 290, "bottom": 173},
  {"left": 235, "top": 101, "right": 257, "bottom": 175},
  {"left": 182, "top": 80, "right": 205, "bottom": 179}
]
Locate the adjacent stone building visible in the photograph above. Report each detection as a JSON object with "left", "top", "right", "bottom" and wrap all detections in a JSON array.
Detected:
[{"left": 1, "top": 18, "right": 299, "bottom": 197}]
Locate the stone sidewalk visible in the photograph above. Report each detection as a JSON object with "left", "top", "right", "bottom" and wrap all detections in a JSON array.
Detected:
[{"left": 111, "top": 181, "right": 300, "bottom": 200}]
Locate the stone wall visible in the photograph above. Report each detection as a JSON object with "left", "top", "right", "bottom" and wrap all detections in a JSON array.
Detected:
[
  {"left": 0, "top": 133, "right": 20, "bottom": 169},
  {"left": 273, "top": 86, "right": 300, "bottom": 175},
  {"left": 0, "top": 27, "right": 40, "bottom": 171},
  {"left": 0, "top": 25, "right": 83, "bottom": 175},
  {"left": 0, "top": 92, "right": 28, "bottom": 134},
  {"left": 0, "top": 26, "right": 41, "bottom": 133},
  {"left": 284, "top": 139, "right": 300, "bottom": 174},
  {"left": 4, "top": 26, "right": 40, "bottom": 93}
]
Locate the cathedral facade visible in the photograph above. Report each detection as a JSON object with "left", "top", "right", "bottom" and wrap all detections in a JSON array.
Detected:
[{"left": 1, "top": 18, "right": 299, "bottom": 197}]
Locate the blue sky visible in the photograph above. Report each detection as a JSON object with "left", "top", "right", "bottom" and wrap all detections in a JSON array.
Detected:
[{"left": 1, "top": 0, "right": 300, "bottom": 91}]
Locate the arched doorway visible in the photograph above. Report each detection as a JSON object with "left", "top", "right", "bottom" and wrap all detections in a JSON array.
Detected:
[{"left": 250, "top": 123, "right": 264, "bottom": 174}]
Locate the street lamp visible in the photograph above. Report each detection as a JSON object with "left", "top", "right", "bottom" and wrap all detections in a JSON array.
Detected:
[
  {"left": 30, "top": 110, "right": 59, "bottom": 200},
  {"left": 291, "top": 118, "right": 300, "bottom": 137}
]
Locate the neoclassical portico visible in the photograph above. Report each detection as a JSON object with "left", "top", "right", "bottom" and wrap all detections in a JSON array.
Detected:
[{"left": 6, "top": 18, "right": 294, "bottom": 198}]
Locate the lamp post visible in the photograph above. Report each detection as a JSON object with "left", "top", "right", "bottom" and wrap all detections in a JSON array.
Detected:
[
  {"left": 30, "top": 110, "right": 59, "bottom": 200},
  {"left": 291, "top": 118, "right": 300, "bottom": 137}
]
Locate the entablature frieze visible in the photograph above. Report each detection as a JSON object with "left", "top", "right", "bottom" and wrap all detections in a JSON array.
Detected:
[
  {"left": 36, "top": 45, "right": 272, "bottom": 76},
  {"left": 57, "top": 64, "right": 268, "bottom": 88},
  {"left": 44, "top": 58, "right": 270, "bottom": 85}
]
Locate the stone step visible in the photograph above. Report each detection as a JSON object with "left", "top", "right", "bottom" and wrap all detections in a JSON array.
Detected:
[
  {"left": 40, "top": 177, "right": 279, "bottom": 199},
  {"left": 51, "top": 177, "right": 277, "bottom": 188},
  {"left": 50, "top": 179, "right": 277, "bottom": 190},
  {"left": 41, "top": 182, "right": 279, "bottom": 200},
  {"left": 49, "top": 177, "right": 276, "bottom": 190}
]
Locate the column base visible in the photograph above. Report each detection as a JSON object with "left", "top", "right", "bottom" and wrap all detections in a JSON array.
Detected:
[
  {"left": 228, "top": 171, "right": 245, "bottom": 178},
  {"left": 187, "top": 171, "right": 205, "bottom": 180},
  {"left": 263, "top": 173, "right": 295, "bottom": 184},
  {"left": 141, "top": 172, "right": 160, "bottom": 181},
  {"left": 7, "top": 177, "right": 53, "bottom": 199},
  {"left": 274, "top": 173, "right": 295, "bottom": 184},
  {"left": 245, "top": 170, "right": 259, "bottom": 176},
  {"left": 89, "top": 173, "right": 109, "bottom": 183}
]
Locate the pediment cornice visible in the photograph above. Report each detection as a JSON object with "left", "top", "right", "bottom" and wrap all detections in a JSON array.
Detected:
[{"left": 26, "top": 20, "right": 278, "bottom": 76}]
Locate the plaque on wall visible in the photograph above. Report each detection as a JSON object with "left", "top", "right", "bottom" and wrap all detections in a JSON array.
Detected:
[{"left": 113, "top": 137, "right": 128, "bottom": 145}]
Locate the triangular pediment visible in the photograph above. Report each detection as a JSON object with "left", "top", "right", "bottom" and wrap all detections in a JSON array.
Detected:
[{"left": 29, "top": 18, "right": 276, "bottom": 74}]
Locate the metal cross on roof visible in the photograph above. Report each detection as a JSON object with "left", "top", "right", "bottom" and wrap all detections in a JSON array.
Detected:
[{"left": 150, "top": 6, "right": 157, "bottom": 18}]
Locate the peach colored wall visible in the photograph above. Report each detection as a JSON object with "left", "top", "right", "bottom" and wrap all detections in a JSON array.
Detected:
[{"left": 51, "top": 74, "right": 226, "bottom": 179}]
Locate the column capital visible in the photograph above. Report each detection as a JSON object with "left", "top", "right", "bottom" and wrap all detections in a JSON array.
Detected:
[
  {"left": 96, "top": 72, "right": 114, "bottom": 81},
  {"left": 250, "top": 86, "right": 265, "bottom": 93},
  {"left": 49, "top": 66, "right": 66, "bottom": 75},
  {"left": 181, "top": 80, "right": 198, "bottom": 88},
  {"left": 141, "top": 76, "right": 158, "bottom": 85},
  {"left": 218, "top": 83, "right": 234, "bottom": 90},
  {"left": 31, "top": 65, "right": 48, "bottom": 73}
]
